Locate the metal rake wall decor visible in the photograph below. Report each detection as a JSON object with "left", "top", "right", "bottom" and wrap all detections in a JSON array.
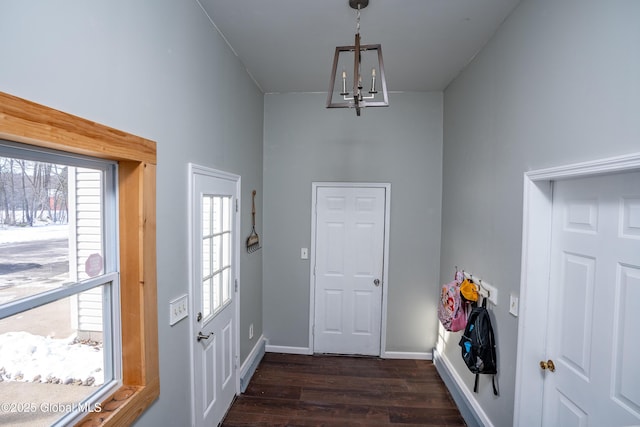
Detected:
[{"left": 246, "top": 190, "right": 261, "bottom": 253}]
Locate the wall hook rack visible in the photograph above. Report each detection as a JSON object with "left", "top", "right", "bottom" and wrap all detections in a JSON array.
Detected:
[{"left": 456, "top": 267, "right": 498, "bottom": 305}]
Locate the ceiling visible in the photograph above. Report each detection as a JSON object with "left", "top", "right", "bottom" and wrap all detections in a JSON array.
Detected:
[{"left": 197, "top": 0, "right": 521, "bottom": 93}]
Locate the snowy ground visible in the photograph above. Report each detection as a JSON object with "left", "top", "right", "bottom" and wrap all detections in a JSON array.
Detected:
[
  {"left": 0, "top": 223, "right": 68, "bottom": 244},
  {"left": 1, "top": 223, "right": 103, "bottom": 388},
  {"left": 0, "top": 332, "right": 104, "bottom": 386}
]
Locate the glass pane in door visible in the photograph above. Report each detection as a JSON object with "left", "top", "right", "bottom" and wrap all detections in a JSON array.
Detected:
[{"left": 201, "top": 194, "right": 232, "bottom": 319}]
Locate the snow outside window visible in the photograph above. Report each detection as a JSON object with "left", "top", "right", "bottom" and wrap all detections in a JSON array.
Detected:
[{"left": 0, "top": 141, "right": 120, "bottom": 427}]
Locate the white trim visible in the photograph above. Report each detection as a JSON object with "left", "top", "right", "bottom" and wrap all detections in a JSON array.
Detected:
[
  {"left": 187, "top": 163, "right": 241, "bottom": 427},
  {"left": 263, "top": 346, "right": 432, "bottom": 361},
  {"left": 189, "top": 163, "right": 242, "bottom": 183},
  {"left": 240, "top": 335, "right": 266, "bottom": 376},
  {"left": 308, "top": 182, "right": 391, "bottom": 356},
  {"left": 380, "top": 184, "right": 391, "bottom": 356},
  {"left": 526, "top": 152, "right": 640, "bottom": 181},
  {"left": 514, "top": 152, "right": 640, "bottom": 426},
  {"left": 266, "top": 344, "right": 312, "bottom": 355},
  {"left": 513, "top": 177, "right": 552, "bottom": 427},
  {"left": 240, "top": 335, "right": 266, "bottom": 391},
  {"left": 382, "top": 351, "right": 432, "bottom": 360},
  {"left": 233, "top": 175, "right": 242, "bottom": 394},
  {"left": 433, "top": 348, "right": 494, "bottom": 427}
]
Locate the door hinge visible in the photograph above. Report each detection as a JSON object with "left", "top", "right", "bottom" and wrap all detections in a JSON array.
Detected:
[
  {"left": 235, "top": 279, "right": 238, "bottom": 292},
  {"left": 235, "top": 199, "right": 238, "bottom": 212}
]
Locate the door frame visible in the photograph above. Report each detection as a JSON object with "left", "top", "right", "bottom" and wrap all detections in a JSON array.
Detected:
[
  {"left": 187, "top": 163, "right": 241, "bottom": 426},
  {"left": 308, "top": 182, "right": 391, "bottom": 356},
  {"left": 514, "top": 152, "right": 640, "bottom": 426}
]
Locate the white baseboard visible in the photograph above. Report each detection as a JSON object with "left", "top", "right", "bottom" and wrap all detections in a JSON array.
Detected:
[
  {"left": 264, "top": 346, "right": 431, "bottom": 360},
  {"left": 240, "top": 335, "right": 266, "bottom": 392},
  {"left": 265, "top": 344, "right": 312, "bottom": 355},
  {"left": 433, "top": 348, "right": 494, "bottom": 427},
  {"left": 382, "top": 351, "right": 432, "bottom": 360}
]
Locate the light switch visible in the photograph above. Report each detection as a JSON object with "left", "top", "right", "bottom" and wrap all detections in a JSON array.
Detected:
[
  {"left": 301, "top": 248, "right": 309, "bottom": 259},
  {"left": 509, "top": 294, "right": 519, "bottom": 317},
  {"left": 169, "top": 294, "right": 189, "bottom": 326}
]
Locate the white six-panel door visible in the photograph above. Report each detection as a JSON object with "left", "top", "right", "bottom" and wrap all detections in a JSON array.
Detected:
[
  {"left": 189, "top": 165, "right": 239, "bottom": 427},
  {"left": 544, "top": 171, "right": 640, "bottom": 426},
  {"left": 313, "top": 185, "right": 386, "bottom": 356}
]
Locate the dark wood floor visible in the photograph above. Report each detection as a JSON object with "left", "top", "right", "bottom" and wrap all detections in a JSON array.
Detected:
[{"left": 222, "top": 353, "right": 466, "bottom": 427}]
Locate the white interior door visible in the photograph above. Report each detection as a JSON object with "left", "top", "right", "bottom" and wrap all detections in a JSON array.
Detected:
[
  {"left": 313, "top": 185, "right": 386, "bottom": 356},
  {"left": 190, "top": 165, "right": 239, "bottom": 427},
  {"left": 543, "top": 171, "right": 640, "bottom": 426}
]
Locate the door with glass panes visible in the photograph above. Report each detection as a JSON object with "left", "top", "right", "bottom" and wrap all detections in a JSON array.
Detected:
[{"left": 189, "top": 164, "right": 238, "bottom": 427}]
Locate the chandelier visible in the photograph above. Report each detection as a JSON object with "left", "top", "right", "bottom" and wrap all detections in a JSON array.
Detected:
[{"left": 326, "top": 0, "right": 389, "bottom": 116}]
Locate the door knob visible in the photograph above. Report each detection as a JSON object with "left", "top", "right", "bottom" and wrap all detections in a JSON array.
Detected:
[
  {"left": 197, "top": 331, "right": 213, "bottom": 342},
  {"left": 373, "top": 279, "right": 380, "bottom": 287},
  {"left": 539, "top": 359, "right": 555, "bottom": 372}
]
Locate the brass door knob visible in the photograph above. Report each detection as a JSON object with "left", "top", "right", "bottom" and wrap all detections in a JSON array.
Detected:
[{"left": 540, "top": 359, "right": 555, "bottom": 372}]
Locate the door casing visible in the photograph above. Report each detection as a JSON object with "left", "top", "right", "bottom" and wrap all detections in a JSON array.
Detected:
[
  {"left": 188, "top": 163, "right": 241, "bottom": 426},
  {"left": 309, "top": 182, "right": 391, "bottom": 356},
  {"left": 514, "top": 152, "right": 640, "bottom": 426}
]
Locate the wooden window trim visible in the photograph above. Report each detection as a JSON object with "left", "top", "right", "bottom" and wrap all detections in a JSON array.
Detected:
[{"left": 0, "top": 92, "right": 159, "bottom": 427}]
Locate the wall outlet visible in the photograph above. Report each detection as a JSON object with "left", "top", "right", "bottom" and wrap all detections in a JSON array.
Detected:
[
  {"left": 169, "top": 294, "right": 189, "bottom": 326},
  {"left": 249, "top": 323, "right": 254, "bottom": 339}
]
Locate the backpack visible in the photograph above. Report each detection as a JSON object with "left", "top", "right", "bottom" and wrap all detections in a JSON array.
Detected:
[
  {"left": 438, "top": 279, "right": 467, "bottom": 332},
  {"left": 458, "top": 298, "right": 498, "bottom": 395}
]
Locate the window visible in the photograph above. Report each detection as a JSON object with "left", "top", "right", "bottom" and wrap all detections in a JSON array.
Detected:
[
  {"left": 0, "top": 91, "right": 158, "bottom": 427},
  {"left": 201, "top": 195, "right": 232, "bottom": 319},
  {"left": 0, "top": 144, "right": 119, "bottom": 426}
]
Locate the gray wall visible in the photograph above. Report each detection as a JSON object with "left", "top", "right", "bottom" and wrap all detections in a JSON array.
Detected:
[
  {"left": 439, "top": 0, "right": 640, "bottom": 425},
  {"left": 0, "top": 2, "right": 264, "bottom": 426},
  {"left": 4, "top": 0, "right": 638, "bottom": 425},
  {"left": 263, "top": 92, "right": 443, "bottom": 353}
]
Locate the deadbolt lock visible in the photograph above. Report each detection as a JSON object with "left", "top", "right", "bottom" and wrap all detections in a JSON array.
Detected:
[
  {"left": 540, "top": 359, "right": 555, "bottom": 372},
  {"left": 197, "top": 312, "right": 202, "bottom": 322},
  {"left": 373, "top": 279, "right": 380, "bottom": 286}
]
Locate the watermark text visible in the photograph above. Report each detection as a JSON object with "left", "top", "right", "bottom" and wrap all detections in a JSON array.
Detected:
[{"left": 1, "top": 402, "right": 102, "bottom": 414}]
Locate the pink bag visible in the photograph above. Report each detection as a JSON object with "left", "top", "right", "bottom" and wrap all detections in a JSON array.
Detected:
[
  {"left": 450, "top": 302, "right": 468, "bottom": 332},
  {"left": 438, "top": 271, "right": 468, "bottom": 332}
]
